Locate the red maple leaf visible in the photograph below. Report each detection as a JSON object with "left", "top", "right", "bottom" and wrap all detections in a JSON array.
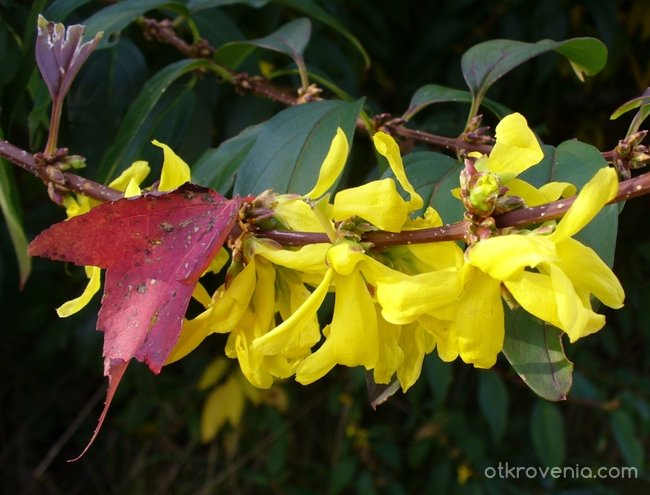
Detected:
[{"left": 28, "top": 183, "right": 246, "bottom": 459}]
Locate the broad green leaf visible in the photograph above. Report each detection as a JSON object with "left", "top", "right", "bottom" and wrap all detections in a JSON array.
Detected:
[
  {"left": 530, "top": 400, "right": 566, "bottom": 467},
  {"left": 233, "top": 99, "right": 363, "bottom": 196},
  {"left": 191, "top": 7, "right": 244, "bottom": 48},
  {"left": 82, "top": 0, "right": 190, "bottom": 49},
  {"left": 273, "top": 0, "right": 370, "bottom": 69},
  {"left": 189, "top": 0, "right": 270, "bottom": 10},
  {"left": 403, "top": 84, "right": 512, "bottom": 121},
  {"left": 519, "top": 141, "right": 618, "bottom": 265},
  {"left": 610, "top": 90, "right": 650, "bottom": 135},
  {"left": 44, "top": 0, "right": 94, "bottom": 21},
  {"left": 423, "top": 353, "right": 453, "bottom": 408},
  {"left": 385, "top": 151, "right": 463, "bottom": 223},
  {"left": 478, "top": 371, "right": 508, "bottom": 444},
  {"left": 502, "top": 310, "right": 573, "bottom": 401},
  {"left": 462, "top": 38, "right": 607, "bottom": 101},
  {"left": 214, "top": 18, "right": 311, "bottom": 71},
  {"left": 67, "top": 38, "right": 148, "bottom": 167},
  {"left": 610, "top": 409, "right": 645, "bottom": 470},
  {"left": 0, "top": 160, "right": 31, "bottom": 287},
  {"left": 97, "top": 58, "right": 213, "bottom": 182},
  {"left": 193, "top": 123, "right": 262, "bottom": 194}
]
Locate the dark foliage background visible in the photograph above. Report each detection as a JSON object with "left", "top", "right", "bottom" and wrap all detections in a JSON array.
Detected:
[{"left": 1, "top": 0, "right": 649, "bottom": 493}]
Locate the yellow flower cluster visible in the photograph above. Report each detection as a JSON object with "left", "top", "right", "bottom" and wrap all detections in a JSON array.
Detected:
[{"left": 167, "top": 113, "right": 624, "bottom": 391}]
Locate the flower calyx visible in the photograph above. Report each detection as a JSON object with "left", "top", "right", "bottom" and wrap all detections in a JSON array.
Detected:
[{"left": 612, "top": 130, "right": 649, "bottom": 179}]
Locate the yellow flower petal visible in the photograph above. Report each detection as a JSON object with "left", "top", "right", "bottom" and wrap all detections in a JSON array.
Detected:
[
  {"left": 488, "top": 113, "right": 544, "bottom": 176},
  {"left": 56, "top": 266, "right": 102, "bottom": 317},
  {"left": 555, "top": 238, "right": 624, "bottom": 309},
  {"left": 273, "top": 195, "right": 330, "bottom": 232},
  {"left": 304, "top": 128, "right": 349, "bottom": 199},
  {"left": 419, "top": 314, "right": 458, "bottom": 362},
  {"left": 327, "top": 241, "right": 366, "bottom": 276},
  {"left": 296, "top": 271, "right": 379, "bottom": 384},
  {"left": 538, "top": 181, "right": 576, "bottom": 201},
  {"left": 333, "top": 179, "right": 408, "bottom": 232},
  {"left": 108, "top": 160, "right": 150, "bottom": 192},
  {"left": 373, "top": 131, "right": 423, "bottom": 211},
  {"left": 252, "top": 238, "right": 329, "bottom": 274},
  {"left": 201, "top": 374, "right": 244, "bottom": 442},
  {"left": 550, "top": 167, "right": 618, "bottom": 242},
  {"left": 503, "top": 271, "right": 562, "bottom": 328},
  {"left": 546, "top": 263, "right": 590, "bottom": 341},
  {"left": 152, "top": 139, "right": 191, "bottom": 192},
  {"left": 373, "top": 311, "right": 404, "bottom": 384},
  {"left": 166, "top": 261, "right": 257, "bottom": 364},
  {"left": 468, "top": 234, "right": 557, "bottom": 280},
  {"left": 374, "top": 268, "right": 462, "bottom": 325},
  {"left": 396, "top": 322, "right": 432, "bottom": 391},
  {"left": 454, "top": 265, "right": 504, "bottom": 368},
  {"left": 253, "top": 268, "right": 334, "bottom": 355}
]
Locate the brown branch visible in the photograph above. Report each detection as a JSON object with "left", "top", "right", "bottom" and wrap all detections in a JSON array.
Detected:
[
  {"left": 4, "top": 133, "right": 650, "bottom": 248},
  {"left": 0, "top": 140, "right": 122, "bottom": 202},
  {"left": 388, "top": 124, "right": 493, "bottom": 155}
]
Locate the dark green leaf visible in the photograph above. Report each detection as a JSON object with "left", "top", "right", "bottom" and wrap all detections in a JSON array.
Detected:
[
  {"left": 214, "top": 18, "right": 311, "bottom": 71},
  {"left": 66, "top": 39, "right": 148, "bottom": 167},
  {"left": 610, "top": 89, "right": 650, "bottom": 135},
  {"left": 423, "top": 353, "right": 453, "bottom": 407},
  {"left": 403, "top": 84, "right": 512, "bottom": 121},
  {"left": 462, "top": 38, "right": 607, "bottom": 100},
  {"left": 530, "top": 400, "right": 566, "bottom": 467},
  {"left": 96, "top": 58, "right": 212, "bottom": 182},
  {"left": 233, "top": 99, "right": 363, "bottom": 196},
  {"left": 82, "top": 0, "right": 190, "bottom": 49},
  {"left": 192, "top": 7, "right": 244, "bottom": 48},
  {"left": 0, "top": 160, "right": 31, "bottom": 287},
  {"left": 610, "top": 92, "right": 650, "bottom": 120},
  {"left": 503, "top": 310, "right": 573, "bottom": 401},
  {"left": 44, "top": 0, "right": 94, "bottom": 21},
  {"left": 0, "top": 19, "right": 22, "bottom": 85},
  {"left": 610, "top": 409, "right": 645, "bottom": 470},
  {"left": 478, "top": 371, "right": 508, "bottom": 444},
  {"left": 189, "top": 0, "right": 270, "bottom": 10},
  {"left": 273, "top": 0, "right": 370, "bottom": 69},
  {"left": 193, "top": 123, "right": 262, "bottom": 194},
  {"left": 399, "top": 151, "right": 463, "bottom": 222}
]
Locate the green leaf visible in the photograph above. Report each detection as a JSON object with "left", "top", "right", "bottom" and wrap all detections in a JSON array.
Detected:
[
  {"left": 403, "top": 84, "right": 512, "bottom": 121},
  {"left": 610, "top": 92, "right": 650, "bottom": 120},
  {"left": 82, "top": 0, "right": 190, "bottom": 49},
  {"left": 188, "top": 0, "right": 270, "bottom": 10},
  {"left": 214, "top": 18, "right": 311, "bottom": 71},
  {"left": 67, "top": 38, "right": 148, "bottom": 167},
  {"left": 478, "top": 371, "right": 509, "bottom": 444},
  {"left": 502, "top": 310, "right": 573, "bottom": 401},
  {"left": 273, "top": 0, "right": 370, "bottom": 69},
  {"left": 519, "top": 141, "right": 618, "bottom": 265},
  {"left": 462, "top": 38, "right": 607, "bottom": 100},
  {"left": 0, "top": 160, "right": 31, "bottom": 287},
  {"left": 193, "top": 123, "right": 262, "bottom": 194},
  {"left": 96, "top": 58, "right": 213, "bottom": 182},
  {"left": 610, "top": 409, "right": 645, "bottom": 470},
  {"left": 233, "top": 99, "right": 363, "bottom": 196},
  {"left": 44, "top": 0, "right": 94, "bottom": 21},
  {"left": 530, "top": 400, "right": 566, "bottom": 467},
  {"left": 398, "top": 151, "right": 463, "bottom": 222},
  {"left": 610, "top": 89, "right": 650, "bottom": 135}
]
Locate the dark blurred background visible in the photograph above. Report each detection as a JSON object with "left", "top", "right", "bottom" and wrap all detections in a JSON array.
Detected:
[{"left": 1, "top": 0, "right": 649, "bottom": 493}]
